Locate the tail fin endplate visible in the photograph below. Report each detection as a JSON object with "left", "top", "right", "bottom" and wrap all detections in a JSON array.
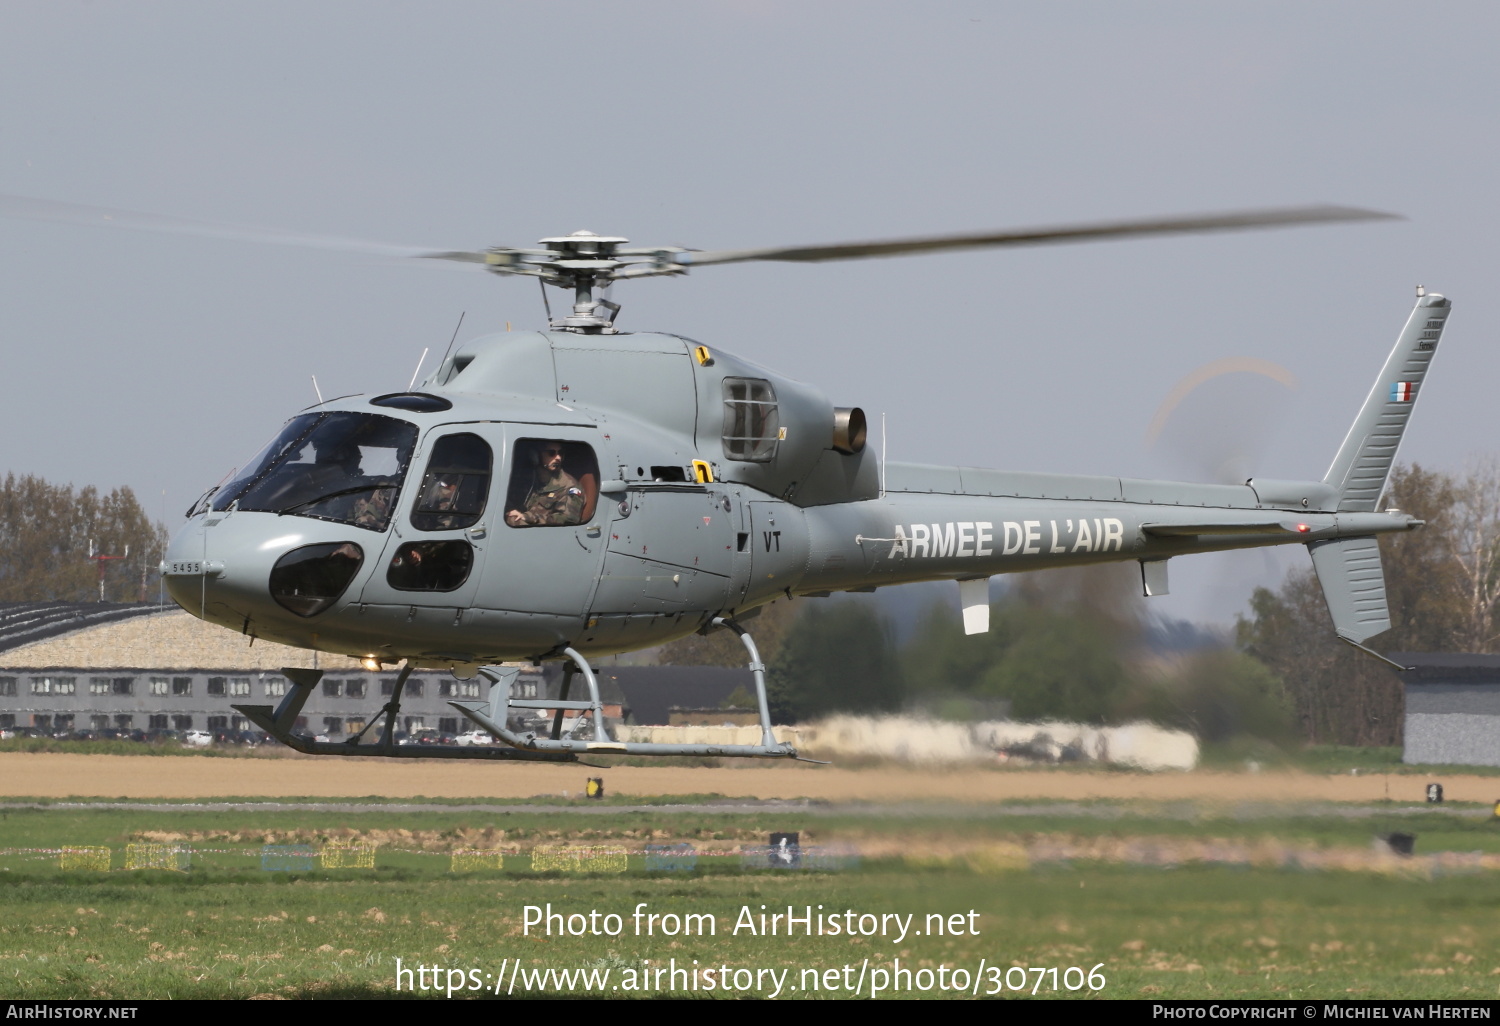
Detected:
[{"left": 1309, "top": 536, "right": 1391, "bottom": 644}]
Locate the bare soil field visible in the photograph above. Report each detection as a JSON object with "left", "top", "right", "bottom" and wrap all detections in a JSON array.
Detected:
[{"left": 0, "top": 752, "right": 1492, "bottom": 803}]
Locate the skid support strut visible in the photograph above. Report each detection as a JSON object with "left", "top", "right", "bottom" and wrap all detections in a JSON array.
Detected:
[
  {"left": 235, "top": 664, "right": 574, "bottom": 762},
  {"left": 451, "top": 626, "right": 799, "bottom": 759}
]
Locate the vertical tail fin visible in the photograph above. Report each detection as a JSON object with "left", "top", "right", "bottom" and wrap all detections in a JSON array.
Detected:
[
  {"left": 1309, "top": 291, "right": 1451, "bottom": 662},
  {"left": 1323, "top": 292, "right": 1451, "bottom": 511}
]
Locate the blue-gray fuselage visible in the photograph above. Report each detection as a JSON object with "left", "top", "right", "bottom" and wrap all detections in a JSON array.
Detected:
[{"left": 163, "top": 318, "right": 1431, "bottom": 669}]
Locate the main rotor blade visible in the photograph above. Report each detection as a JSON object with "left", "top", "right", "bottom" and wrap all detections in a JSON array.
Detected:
[
  {"left": 680, "top": 205, "right": 1401, "bottom": 267},
  {"left": 0, "top": 192, "right": 467, "bottom": 261}
]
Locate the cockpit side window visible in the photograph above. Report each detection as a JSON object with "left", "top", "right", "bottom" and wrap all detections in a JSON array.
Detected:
[
  {"left": 212, "top": 412, "right": 418, "bottom": 531},
  {"left": 504, "top": 439, "right": 599, "bottom": 528},
  {"left": 409, "top": 433, "right": 492, "bottom": 532},
  {"left": 722, "top": 378, "right": 779, "bottom": 462}
]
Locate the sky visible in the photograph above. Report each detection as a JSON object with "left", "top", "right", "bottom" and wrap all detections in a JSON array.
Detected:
[{"left": 1, "top": 1, "right": 1496, "bottom": 626}]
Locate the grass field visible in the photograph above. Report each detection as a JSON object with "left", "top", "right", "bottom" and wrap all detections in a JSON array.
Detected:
[{"left": 4, "top": 802, "right": 1500, "bottom": 999}]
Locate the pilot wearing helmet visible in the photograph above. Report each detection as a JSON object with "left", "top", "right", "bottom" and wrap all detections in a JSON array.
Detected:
[{"left": 506, "top": 441, "right": 584, "bottom": 527}]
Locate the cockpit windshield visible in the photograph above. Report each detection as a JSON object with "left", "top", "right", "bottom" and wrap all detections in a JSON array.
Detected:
[{"left": 210, "top": 412, "right": 418, "bottom": 531}]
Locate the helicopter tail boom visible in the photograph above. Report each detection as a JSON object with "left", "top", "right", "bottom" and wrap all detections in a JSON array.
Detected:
[{"left": 802, "top": 292, "right": 1447, "bottom": 659}]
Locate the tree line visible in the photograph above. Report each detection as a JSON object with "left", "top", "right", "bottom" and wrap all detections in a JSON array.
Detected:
[
  {"left": 660, "top": 560, "right": 1295, "bottom": 743},
  {"left": 0, "top": 474, "right": 167, "bottom": 603}
]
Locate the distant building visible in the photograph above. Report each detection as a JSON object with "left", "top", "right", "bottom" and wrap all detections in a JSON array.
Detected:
[
  {"left": 520, "top": 666, "right": 761, "bottom": 728},
  {"left": 0, "top": 602, "right": 544, "bottom": 738},
  {"left": 668, "top": 707, "right": 760, "bottom": 726},
  {"left": 1396, "top": 653, "right": 1500, "bottom": 766},
  {"left": 591, "top": 666, "right": 754, "bottom": 726},
  {"left": 532, "top": 667, "right": 629, "bottom": 729},
  {"left": 0, "top": 602, "right": 753, "bottom": 738}
]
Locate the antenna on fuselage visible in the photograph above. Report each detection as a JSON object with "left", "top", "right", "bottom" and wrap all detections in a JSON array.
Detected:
[
  {"left": 310, "top": 375, "right": 324, "bottom": 404},
  {"left": 436, "top": 311, "right": 465, "bottom": 383},
  {"left": 880, "top": 412, "right": 887, "bottom": 499},
  {"left": 407, "top": 347, "right": 429, "bottom": 391}
]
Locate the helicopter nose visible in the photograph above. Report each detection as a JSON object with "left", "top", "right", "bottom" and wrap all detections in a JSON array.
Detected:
[
  {"left": 163, "top": 516, "right": 370, "bottom": 625},
  {"left": 161, "top": 521, "right": 215, "bottom": 614}
]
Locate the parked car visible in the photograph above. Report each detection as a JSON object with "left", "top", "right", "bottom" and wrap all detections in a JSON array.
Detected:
[
  {"left": 454, "top": 729, "right": 495, "bottom": 746},
  {"left": 398, "top": 728, "right": 456, "bottom": 746}
]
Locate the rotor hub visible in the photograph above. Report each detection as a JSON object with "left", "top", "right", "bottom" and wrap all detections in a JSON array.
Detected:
[{"left": 537, "top": 230, "right": 630, "bottom": 258}]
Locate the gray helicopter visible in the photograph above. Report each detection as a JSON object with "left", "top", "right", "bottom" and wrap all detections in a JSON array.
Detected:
[{"left": 0, "top": 195, "right": 1432, "bottom": 763}]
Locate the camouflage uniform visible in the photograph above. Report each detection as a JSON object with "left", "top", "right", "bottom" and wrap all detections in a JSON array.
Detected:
[
  {"left": 517, "top": 469, "right": 585, "bottom": 526},
  {"left": 349, "top": 489, "right": 392, "bottom": 528}
]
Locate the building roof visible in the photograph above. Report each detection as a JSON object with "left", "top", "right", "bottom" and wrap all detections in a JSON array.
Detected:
[
  {"left": 540, "top": 665, "right": 628, "bottom": 707},
  {"left": 1392, "top": 652, "right": 1500, "bottom": 683},
  {"left": 0, "top": 602, "right": 162, "bottom": 654},
  {"left": 591, "top": 665, "right": 754, "bottom": 725},
  {"left": 0, "top": 603, "right": 361, "bottom": 671}
]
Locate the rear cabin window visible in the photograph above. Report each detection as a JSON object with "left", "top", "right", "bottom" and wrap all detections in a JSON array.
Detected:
[
  {"left": 504, "top": 439, "right": 600, "bottom": 528},
  {"left": 386, "top": 541, "right": 474, "bottom": 592},
  {"left": 722, "top": 378, "right": 779, "bottom": 462}
]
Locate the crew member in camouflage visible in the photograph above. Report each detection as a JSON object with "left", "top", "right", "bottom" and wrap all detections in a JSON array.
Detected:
[
  {"left": 506, "top": 441, "right": 585, "bottom": 527},
  {"left": 349, "top": 486, "right": 394, "bottom": 529},
  {"left": 417, "top": 477, "right": 463, "bottom": 530}
]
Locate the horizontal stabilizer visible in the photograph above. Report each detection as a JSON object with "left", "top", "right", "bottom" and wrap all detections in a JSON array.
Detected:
[{"left": 1309, "top": 536, "right": 1391, "bottom": 644}]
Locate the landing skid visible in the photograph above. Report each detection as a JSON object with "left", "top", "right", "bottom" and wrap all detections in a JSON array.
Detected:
[
  {"left": 235, "top": 618, "right": 804, "bottom": 762},
  {"left": 450, "top": 620, "right": 802, "bottom": 760}
]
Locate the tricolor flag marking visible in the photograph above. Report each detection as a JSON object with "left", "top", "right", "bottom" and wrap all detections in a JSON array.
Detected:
[{"left": 1390, "top": 382, "right": 1414, "bottom": 403}]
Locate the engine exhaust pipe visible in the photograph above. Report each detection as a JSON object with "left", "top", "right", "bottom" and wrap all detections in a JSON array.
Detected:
[{"left": 832, "top": 407, "right": 867, "bottom": 454}]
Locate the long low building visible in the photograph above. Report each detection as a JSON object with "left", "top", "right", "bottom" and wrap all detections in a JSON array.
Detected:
[
  {"left": 0, "top": 602, "right": 544, "bottom": 738},
  {"left": 0, "top": 602, "right": 767, "bottom": 743}
]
